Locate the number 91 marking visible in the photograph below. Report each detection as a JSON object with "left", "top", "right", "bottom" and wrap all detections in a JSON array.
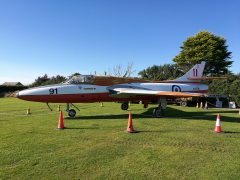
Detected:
[{"left": 49, "top": 88, "right": 58, "bottom": 94}]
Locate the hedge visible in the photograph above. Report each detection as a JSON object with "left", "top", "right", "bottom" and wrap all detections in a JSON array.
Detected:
[{"left": 0, "top": 85, "right": 28, "bottom": 97}]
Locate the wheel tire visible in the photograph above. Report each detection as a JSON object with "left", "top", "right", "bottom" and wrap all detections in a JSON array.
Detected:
[
  {"left": 68, "top": 109, "right": 76, "bottom": 118},
  {"left": 152, "top": 108, "right": 156, "bottom": 116},
  {"left": 121, "top": 102, "right": 129, "bottom": 110},
  {"left": 180, "top": 101, "right": 187, "bottom": 107},
  {"left": 153, "top": 107, "right": 163, "bottom": 118}
]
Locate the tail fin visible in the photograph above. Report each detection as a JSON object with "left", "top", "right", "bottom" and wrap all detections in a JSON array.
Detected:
[{"left": 175, "top": 61, "right": 206, "bottom": 82}]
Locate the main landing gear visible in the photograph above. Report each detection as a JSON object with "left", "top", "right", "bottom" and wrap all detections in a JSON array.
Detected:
[
  {"left": 66, "top": 103, "right": 79, "bottom": 118},
  {"left": 120, "top": 99, "right": 167, "bottom": 118},
  {"left": 121, "top": 102, "right": 129, "bottom": 110},
  {"left": 152, "top": 98, "right": 167, "bottom": 118},
  {"left": 153, "top": 107, "right": 164, "bottom": 118}
]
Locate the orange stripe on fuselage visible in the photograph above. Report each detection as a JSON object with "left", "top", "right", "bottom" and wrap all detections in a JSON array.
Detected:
[{"left": 156, "top": 92, "right": 201, "bottom": 97}]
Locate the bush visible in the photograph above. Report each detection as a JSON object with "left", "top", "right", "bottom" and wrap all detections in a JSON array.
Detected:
[
  {"left": 208, "top": 74, "right": 240, "bottom": 106},
  {"left": 0, "top": 85, "right": 28, "bottom": 97}
]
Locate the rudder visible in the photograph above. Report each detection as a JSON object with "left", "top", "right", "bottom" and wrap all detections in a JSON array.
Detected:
[{"left": 174, "top": 61, "right": 206, "bottom": 82}]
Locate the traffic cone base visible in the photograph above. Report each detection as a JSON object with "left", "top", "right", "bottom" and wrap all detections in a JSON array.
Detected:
[
  {"left": 214, "top": 126, "right": 222, "bottom": 133},
  {"left": 126, "top": 129, "right": 137, "bottom": 133},
  {"left": 57, "top": 111, "right": 65, "bottom": 130}
]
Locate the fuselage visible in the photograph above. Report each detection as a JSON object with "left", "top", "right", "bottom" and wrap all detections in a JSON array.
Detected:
[{"left": 17, "top": 82, "right": 208, "bottom": 103}]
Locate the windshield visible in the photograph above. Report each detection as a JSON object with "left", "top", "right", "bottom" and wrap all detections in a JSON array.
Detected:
[{"left": 64, "top": 75, "right": 94, "bottom": 84}]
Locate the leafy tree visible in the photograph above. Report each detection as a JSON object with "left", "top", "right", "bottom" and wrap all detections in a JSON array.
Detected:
[
  {"left": 30, "top": 74, "right": 66, "bottom": 87},
  {"left": 44, "top": 75, "right": 67, "bottom": 85},
  {"left": 208, "top": 74, "right": 240, "bottom": 106},
  {"left": 31, "top": 74, "right": 50, "bottom": 87},
  {"left": 138, "top": 64, "right": 184, "bottom": 81},
  {"left": 173, "top": 31, "right": 232, "bottom": 75}
]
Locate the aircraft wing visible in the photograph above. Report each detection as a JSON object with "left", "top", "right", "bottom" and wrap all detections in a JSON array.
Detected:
[{"left": 109, "top": 88, "right": 202, "bottom": 98}]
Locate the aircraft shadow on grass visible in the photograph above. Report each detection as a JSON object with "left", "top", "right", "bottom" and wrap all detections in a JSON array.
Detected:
[
  {"left": 165, "top": 107, "right": 240, "bottom": 123},
  {"left": 65, "top": 127, "right": 99, "bottom": 130},
  {"left": 66, "top": 106, "right": 240, "bottom": 124}
]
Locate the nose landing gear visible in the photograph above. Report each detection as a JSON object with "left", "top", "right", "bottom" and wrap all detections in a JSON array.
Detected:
[
  {"left": 68, "top": 109, "right": 76, "bottom": 118},
  {"left": 66, "top": 103, "right": 79, "bottom": 118}
]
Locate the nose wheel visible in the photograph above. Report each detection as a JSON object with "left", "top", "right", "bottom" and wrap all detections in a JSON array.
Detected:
[
  {"left": 66, "top": 103, "right": 79, "bottom": 118},
  {"left": 68, "top": 109, "right": 76, "bottom": 118}
]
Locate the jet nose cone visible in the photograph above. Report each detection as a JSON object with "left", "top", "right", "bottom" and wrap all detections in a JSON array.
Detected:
[{"left": 16, "top": 90, "right": 24, "bottom": 99}]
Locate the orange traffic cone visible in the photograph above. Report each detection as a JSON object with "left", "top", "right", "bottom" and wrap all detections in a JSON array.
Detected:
[
  {"left": 214, "top": 114, "right": 222, "bottom": 133},
  {"left": 126, "top": 112, "right": 137, "bottom": 133},
  {"left": 57, "top": 111, "right": 65, "bottom": 130}
]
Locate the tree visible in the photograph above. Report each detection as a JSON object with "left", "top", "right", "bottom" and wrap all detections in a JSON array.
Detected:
[
  {"left": 208, "top": 74, "right": 240, "bottom": 106},
  {"left": 108, "top": 62, "right": 135, "bottom": 77},
  {"left": 31, "top": 74, "right": 50, "bottom": 87},
  {"left": 30, "top": 74, "right": 66, "bottom": 87},
  {"left": 173, "top": 31, "right": 232, "bottom": 75},
  {"left": 138, "top": 64, "right": 184, "bottom": 81},
  {"left": 44, "top": 75, "right": 67, "bottom": 85}
]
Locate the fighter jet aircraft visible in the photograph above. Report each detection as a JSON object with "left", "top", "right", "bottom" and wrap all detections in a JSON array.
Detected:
[{"left": 17, "top": 61, "right": 208, "bottom": 117}]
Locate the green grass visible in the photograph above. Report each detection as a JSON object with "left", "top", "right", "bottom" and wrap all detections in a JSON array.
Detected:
[{"left": 0, "top": 98, "right": 240, "bottom": 179}]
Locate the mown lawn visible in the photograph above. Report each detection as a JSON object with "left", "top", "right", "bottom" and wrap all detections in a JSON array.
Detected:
[{"left": 0, "top": 98, "right": 240, "bottom": 179}]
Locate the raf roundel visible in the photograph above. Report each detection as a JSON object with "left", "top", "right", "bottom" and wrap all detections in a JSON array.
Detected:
[{"left": 172, "top": 85, "right": 181, "bottom": 92}]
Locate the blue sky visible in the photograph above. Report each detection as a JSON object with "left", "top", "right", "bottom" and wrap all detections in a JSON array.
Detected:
[{"left": 0, "top": 0, "right": 239, "bottom": 84}]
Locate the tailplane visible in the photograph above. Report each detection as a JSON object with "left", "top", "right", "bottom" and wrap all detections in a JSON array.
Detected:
[{"left": 174, "top": 61, "right": 206, "bottom": 82}]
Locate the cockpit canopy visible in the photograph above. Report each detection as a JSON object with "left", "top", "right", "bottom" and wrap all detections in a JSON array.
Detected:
[{"left": 64, "top": 75, "right": 94, "bottom": 84}]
